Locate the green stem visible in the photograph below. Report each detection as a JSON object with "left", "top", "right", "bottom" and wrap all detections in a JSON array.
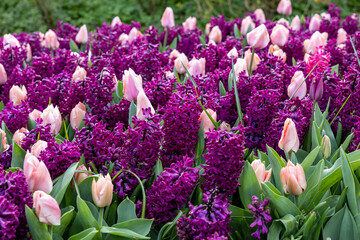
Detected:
[
  {"left": 330, "top": 94, "right": 351, "bottom": 126},
  {"left": 288, "top": 151, "right": 292, "bottom": 162},
  {"left": 50, "top": 48, "right": 54, "bottom": 59},
  {"left": 248, "top": 47, "right": 255, "bottom": 76},
  {"left": 72, "top": 176, "right": 81, "bottom": 198},
  {"left": 232, "top": 57, "right": 244, "bottom": 125},
  {"left": 63, "top": 121, "right": 69, "bottom": 141},
  {"left": 98, "top": 207, "right": 104, "bottom": 228},
  {"left": 163, "top": 28, "right": 168, "bottom": 48},
  {"left": 350, "top": 37, "right": 360, "bottom": 69},
  {"left": 48, "top": 225, "right": 53, "bottom": 238}
]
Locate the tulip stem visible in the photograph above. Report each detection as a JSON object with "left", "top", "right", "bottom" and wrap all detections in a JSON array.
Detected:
[
  {"left": 64, "top": 121, "right": 69, "bottom": 141},
  {"left": 98, "top": 207, "right": 104, "bottom": 228},
  {"left": 163, "top": 28, "right": 168, "bottom": 48},
  {"left": 48, "top": 225, "right": 53, "bottom": 238},
  {"left": 50, "top": 48, "right": 54, "bottom": 59},
  {"left": 72, "top": 176, "right": 81, "bottom": 198},
  {"left": 248, "top": 47, "right": 255, "bottom": 76}
]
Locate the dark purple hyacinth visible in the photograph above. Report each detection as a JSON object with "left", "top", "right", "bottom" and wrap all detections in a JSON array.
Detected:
[
  {"left": 0, "top": 145, "right": 12, "bottom": 169},
  {"left": 248, "top": 196, "right": 272, "bottom": 240},
  {"left": 21, "top": 122, "right": 53, "bottom": 151},
  {"left": 0, "top": 101, "right": 29, "bottom": 134},
  {"left": 0, "top": 195, "right": 19, "bottom": 240}
]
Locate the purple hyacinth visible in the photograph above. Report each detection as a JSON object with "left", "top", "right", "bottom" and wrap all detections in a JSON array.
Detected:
[
  {"left": 247, "top": 196, "right": 272, "bottom": 240},
  {"left": 0, "top": 101, "right": 29, "bottom": 134},
  {"left": 0, "top": 145, "right": 12, "bottom": 169},
  {"left": 0, "top": 195, "right": 19, "bottom": 240},
  {"left": 21, "top": 122, "right": 53, "bottom": 151}
]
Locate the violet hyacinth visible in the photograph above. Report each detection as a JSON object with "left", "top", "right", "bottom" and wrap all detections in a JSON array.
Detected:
[
  {"left": 0, "top": 145, "right": 12, "bottom": 169},
  {"left": 21, "top": 122, "right": 53, "bottom": 151},
  {"left": 0, "top": 195, "right": 19, "bottom": 240},
  {"left": 0, "top": 101, "right": 29, "bottom": 134},
  {"left": 248, "top": 196, "right": 272, "bottom": 240}
]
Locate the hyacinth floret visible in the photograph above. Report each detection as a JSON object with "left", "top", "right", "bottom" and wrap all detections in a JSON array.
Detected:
[{"left": 248, "top": 196, "right": 272, "bottom": 240}]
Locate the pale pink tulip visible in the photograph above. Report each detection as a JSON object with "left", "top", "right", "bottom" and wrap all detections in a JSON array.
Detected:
[
  {"left": 277, "top": 0, "right": 292, "bottom": 15},
  {"left": 165, "top": 71, "right": 175, "bottom": 78},
  {"left": 244, "top": 49, "right": 261, "bottom": 72},
  {"left": 337, "top": 28, "right": 347, "bottom": 45},
  {"left": 92, "top": 174, "right": 113, "bottom": 207},
  {"left": 24, "top": 152, "right": 53, "bottom": 193},
  {"left": 33, "top": 191, "right": 61, "bottom": 225},
  {"left": 254, "top": 9, "right": 266, "bottom": 24},
  {"left": 74, "top": 165, "right": 92, "bottom": 185},
  {"left": 70, "top": 102, "right": 86, "bottom": 129},
  {"left": 219, "top": 122, "right": 231, "bottom": 131},
  {"left": 304, "top": 31, "right": 328, "bottom": 55},
  {"left": 169, "top": 49, "right": 180, "bottom": 60},
  {"left": 234, "top": 58, "right": 248, "bottom": 78},
  {"left": 161, "top": 7, "right": 175, "bottom": 28},
  {"left": 271, "top": 24, "right": 289, "bottom": 47},
  {"left": 111, "top": 16, "right": 122, "bottom": 27},
  {"left": 122, "top": 68, "right": 143, "bottom": 102},
  {"left": 41, "top": 105, "right": 62, "bottom": 136},
  {"left": 277, "top": 18, "right": 289, "bottom": 27},
  {"left": 128, "top": 27, "right": 142, "bottom": 43},
  {"left": 0, "top": 63, "right": 7, "bottom": 85},
  {"left": 3, "top": 34, "right": 20, "bottom": 49},
  {"left": 209, "top": 26, "right": 222, "bottom": 44},
  {"left": 39, "top": 32, "right": 45, "bottom": 47},
  {"left": 205, "top": 23, "right": 211, "bottom": 35},
  {"left": 119, "top": 33, "right": 130, "bottom": 45},
  {"left": 287, "top": 71, "right": 306, "bottom": 99},
  {"left": 247, "top": 24, "right": 270, "bottom": 49},
  {"left": 290, "top": 16, "right": 301, "bottom": 31},
  {"left": 321, "top": 12, "right": 331, "bottom": 21},
  {"left": 183, "top": 17, "right": 197, "bottom": 31},
  {"left": 13, "top": 128, "right": 28, "bottom": 145},
  {"left": 208, "top": 39, "right": 216, "bottom": 46},
  {"left": 29, "top": 109, "right": 42, "bottom": 122},
  {"left": 44, "top": 30, "right": 60, "bottom": 49},
  {"left": 136, "top": 91, "right": 155, "bottom": 120},
  {"left": 240, "top": 16, "right": 255, "bottom": 35},
  {"left": 272, "top": 48, "right": 287, "bottom": 63},
  {"left": 251, "top": 160, "right": 272, "bottom": 185},
  {"left": 75, "top": 25, "right": 88, "bottom": 44},
  {"left": 72, "top": 66, "right": 87, "bottom": 83},
  {"left": 227, "top": 47, "right": 239, "bottom": 59},
  {"left": 278, "top": 118, "right": 299, "bottom": 153},
  {"left": 280, "top": 161, "right": 306, "bottom": 195},
  {"left": 25, "top": 43, "right": 32, "bottom": 62},
  {"left": 0, "top": 129, "right": 8, "bottom": 152},
  {"left": 9, "top": 85, "right": 27, "bottom": 106},
  {"left": 199, "top": 109, "right": 217, "bottom": 133},
  {"left": 188, "top": 58, "right": 206, "bottom": 76},
  {"left": 31, "top": 140, "right": 48, "bottom": 158},
  {"left": 309, "top": 14, "right": 321, "bottom": 32},
  {"left": 174, "top": 53, "right": 189, "bottom": 74}
]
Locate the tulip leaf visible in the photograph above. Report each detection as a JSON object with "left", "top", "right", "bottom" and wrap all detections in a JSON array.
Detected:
[
  {"left": 261, "top": 182, "right": 301, "bottom": 217},
  {"left": 117, "top": 197, "right": 137, "bottom": 223},
  {"left": 336, "top": 187, "right": 348, "bottom": 212},
  {"left": 268, "top": 214, "right": 298, "bottom": 239},
  {"left": 169, "top": 37, "right": 177, "bottom": 50},
  {"left": 341, "top": 132, "right": 354, "bottom": 152},
  {"left": 154, "top": 158, "right": 163, "bottom": 179},
  {"left": 70, "top": 39, "right": 80, "bottom": 53},
  {"left": 301, "top": 146, "right": 320, "bottom": 173},
  {"left": 100, "top": 226, "right": 149, "bottom": 239},
  {"left": 266, "top": 145, "right": 286, "bottom": 194},
  {"left": 54, "top": 207, "right": 75, "bottom": 237},
  {"left": 51, "top": 162, "right": 79, "bottom": 204},
  {"left": 11, "top": 141, "right": 26, "bottom": 168},
  {"left": 116, "top": 81, "right": 124, "bottom": 100},
  {"left": 238, "top": 161, "right": 262, "bottom": 208},
  {"left": 128, "top": 101, "right": 137, "bottom": 128},
  {"left": 232, "top": 58, "right": 243, "bottom": 124},
  {"left": 2, "top": 121, "right": 13, "bottom": 145},
  {"left": 68, "top": 227, "right": 98, "bottom": 240},
  {"left": 25, "top": 205, "right": 52, "bottom": 240},
  {"left": 105, "top": 200, "right": 118, "bottom": 227},
  {"left": 27, "top": 118, "right": 37, "bottom": 130},
  {"left": 311, "top": 121, "right": 322, "bottom": 150},
  {"left": 78, "top": 176, "right": 98, "bottom": 203},
  {"left": 195, "top": 121, "right": 205, "bottom": 164},
  {"left": 0, "top": 101, "right": 4, "bottom": 112},
  {"left": 219, "top": 81, "right": 227, "bottom": 96},
  {"left": 112, "top": 219, "right": 153, "bottom": 236},
  {"left": 227, "top": 70, "right": 233, "bottom": 91}
]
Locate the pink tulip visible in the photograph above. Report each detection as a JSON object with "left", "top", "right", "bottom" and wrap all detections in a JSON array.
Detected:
[
  {"left": 183, "top": 17, "right": 197, "bottom": 31},
  {"left": 9, "top": 85, "right": 27, "bottom": 106},
  {"left": 188, "top": 58, "right": 206, "bottom": 76},
  {"left": 247, "top": 24, "right": 270, "bottom": 49},
  {"left": 136, "top": 91, "right": 155, "bottom": 120},
  {"left": 244, "top": 49, "right": 261, "bottom": 72},
  {"left": 75, "top": 25, "right": 88, "bottom": 44},
  {"left": 92, "top": 174, "right": 113, "bottom": 207},
  {"left": 33, "top": 191, "right": 61, "bottom": 225},
  {"left": 122, "top": 68, "right": 143, "bottom": 102},
  {"left": 251, "top": 160, "right": 272, "bottom": 185},
  {"left": 44, "top": 30, "right": 60, "bottom": 49},
  {"left": 169, "top": 49, "right": 180, "bottom": 60},
  {"left": 209, "top": 26, "right": 222, "bottom": 44},
  {"left": 128, "top": 27, "right": 142, "bottom": 43},
  {"left": 219, "top": 122, "right": 231, "bottom": 131},
  {"left": 39, "top": 32, "right": 45, "bottom": 47},
  {"left": 161, "top": 7, "right": 175, "bottom": 28},
  {"left": 272, "top": 47, "right": 287, "bottom": 63},
  {"left": 304, "top": 31, "right": 328, "bottom": 55},
  {"left": 70, "top": 102, "right": 86, "bottom": 129},
  {"left": 234, "top": 58, "right": 248, "bottom": 78},
  {"left": 3, "top": 34, "right": 20, "bottom": 49},
  {"left": 199, "top": 109, "right": 217, "bottom": 133},
  {"left": 287, "top": 71, "right": 306, "bottom": 99},
  {"left": 29, "top": 109, "right": 42, "bottom": 122},
  {"left": 74, "top": 165, "right": 92, "bottom": 185},
  {"left": 337, "top": 28, "right": 347, "bottom": 45},
  {"left": 277, "top": 18, "right": 289, "bottom": 27},
  {"left": 25, "top": 43, "right": 32, "bottom": 62},
  {"left": 280, "top": 161, "right": 306, "bottom": 195},
  {"left": 309, "top": 14, "right": 321, "bottom": 32},
  {"left": 240, "top": 16, "right": 255, "bottom": 35},
  {"left": 119, "top": 33, "right": 130, "bottom": 45},
  {"left": 321, "top": 12, "right": 331, "bottom": 21},
  {"left": 41, "top": 105, "right": 62, "bottom": 136},
  {"left": 227, "top": 47, "right": 239, "bottom": 59},
  {"left": 208, "top": 39, "right": 216, "bottom": 46},
  {"left": 13, "top": 128, "right": 28, "bottom": 145},
  {"left": 205, "top": 23, "right": 211, "bottom": 35},
  {"left": 31, "top": 140, "right": 48, "bottom": 158},
  {"left": 271, "top": 24, "right": 289, "bottom": 47},
  {"left": 165, "top": 71, "right": 175, "bottom": 78},
  {"left": 0, "top": 63, "right": 7, "bottom": 85},
  {"left": 254, "top": 9, "right": 266, "bottom": 24},
  {"left": 72, "top": 66, "right": 87, "bottom": 83},
  {"left": 24, "top": 152, "right": 53, "bottom": 193},
  {"left": 111, "top": 16, "right": 122, "bottom": 27},
  {"left": 174, "top": 53, "right": 189, "bottom": 74},
  {"left": 290, "top": 16, "right": 301, "bottom": 31},
  {"left": 0, "top": 129, "right": 8, "bottom": 153},
  {"left": 278, "top": 118, "right": 299, "bottom": 153},
  {"left": 277, "top": 0, "right": 292, "bottom": 15}
]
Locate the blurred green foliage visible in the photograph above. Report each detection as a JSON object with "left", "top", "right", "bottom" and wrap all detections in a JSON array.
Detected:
[{"left": 0, "top": 0, "right": 359, "bottom": 34}]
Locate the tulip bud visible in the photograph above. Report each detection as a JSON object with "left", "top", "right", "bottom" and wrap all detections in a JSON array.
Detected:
[
  {"left": 9, "top": 85, "right": 27, "bottom": 106},
  {"left": 271, "top": 47, "right": 287, "bottom": 63},
  {"left": 174, "top": 53, "right": 189, "bottom": 74},
  {"left": 199, "top": 109, "right": 217, "bottom": 133},
  {"left": 29, "top": 109, "right": 42, "bottom": 122},
  {"left": 287, "top": 71, "right": 306, "bottom": 99},
  {"left": 70, "top": 102, "right": 86, "bottom": 129},
  {"left": 209, "top": 26, "right": 222, "bottom": 44},
  {"left": 74, "top": 165, "right": 92, "bottom": 185},
  {"left": 208, "top": 39, "right": 216, "bottom": 46},
  {"left": 280, "top": 161, "right": 307, "bottom": 195},
  {"left": 219, "top": 122, "right": 231, "bottom": 131},
  {"left": 321, "top": 12, "right": 331, "bottom": 21},
  {"left": 309, "top": 14, "right": 321, "bottom": 32},
  {"left": 24, "top": 152, "right": 53, "bottom": 193},
  {"left": 39, "top": 32, "right": 45, "bottom": 47},
  {"left": 41, "top": 105, "right": 62, "bottom": 136},
  {"left": 75, "top": 25, "right": 88, "bottom": 44},
  {"left": 161, "top": 7, "right": 175, "bottom": 28},
  {"left": 227, "top": 47, "right": 239, "bottom": 59},
  {"left": 188, "top": 58, "right": 206, "bottom": 76},
  {"left": 321, "top": 135, "right": 331, "bottom": 158},
  {"left": 31, "top": 140, "right": 48, "bottom": 158},
  {"left": 247, "top": 24, "right": 270, "bottom": 49},
  {"left": 111, "top": 16, "right": 122, "bottom": 27},
  {"left": 72, "top": 66, "right": 87, "bottom": 83},
  {"left": 244, "top": 49, "right": 261, "bottom": 72},
  {"left": 240, "top": 16, "right": 255, "bottom": 35},
  {"left": 0, "top": 63, "right": 7, "bottom": 85},
  {"left": 169, "top": 49, "right": 180, "bottom": 60},
  {"left": 3, "top": 34, "right": 20, "bottom": 49},
  {"left": 290, "top": 16, "right": 301, "bottom": 31},
  {"left": 278, "top": 118, "right": 300, "bottom": 153},
  {"left": 205, "top": 23, "right": 211, "bottom": 35},
  {"left": 254, "top": 9, "right": 266, "bottom": 24},
  {"left": 277, "top": 0, "right": 292, "bottom": 15},
  {"left": 305, "top": 31, "right": 328, "bottom": 55},
  {"left": 270, "top": 24, "right": 289, "bottom": 47},
  {"left": 0, "top": 129, "right": 8, "bottom": 153},
  {"left": 309, "top": 77, "right": 324, "bottom": 102},
  {"left": 337, "top": 28, "right": 347, "bottom": 45},
  {"left": 44, "top": 29, "right": 60, "bottom": 49},
  {"left": 251, "top": 160, "right": 272, "bottom": 185},
  {"left": 183, "top": 17, "right": 197, "bottom": 31},
  {"left": 128, "top": 27, "right": 142, "bottom": 43},
  {"left": 122, "top": 68, "right": 143, "bottom": 102},
  {"left": 119, "top": 33, "right": 130, "bottom": 45},
  {"left": 277, "top": 18, "right": 290, "bottom": 27},
  {"left": 13, "top": 128, "right": 28, "bottom": 146},
  {"left": 33, "top": 191, "right": 61, "bottom": 225},
  {"left": 136, "top": 91, "right": 155, "bottom": 120},
  {"left": 234, "top": 58, "right": 248, "bottom": 78},
  {"left": 92, "top": 174, "right": 113, "bottom": 207},
  {"left": 24, "top": 43, "right": 32, "bottom": 62}
]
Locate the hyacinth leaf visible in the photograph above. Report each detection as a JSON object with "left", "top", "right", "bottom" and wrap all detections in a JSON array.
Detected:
[
  {"left": 195, "top": 121, "right": 205, "bottom": 164},
  {"left": 350, "top": 37, "right": 360, "bottom": 69},
  {"left": 128, "top": 101, "right": 137, "bottom": 128},
  {"left": 67, "top": 123, "right": 76, "bottom": 141},
  {"left": 27, "top": 118, "right": 37, "bottom": 130},
  {"left": 292, "top": 57, "right": 297, "bottom": 66},
  {"left": 25, "top": 205, "right": 52, "bottom": 240},
  {"left": 68, "top": 227, "right": 98, "bottom": 240},
  {"left": 301, "top": 146, "right": 320, "bottom": 173},
  {"left": 169, "top": 37, "right": 177, "bottom": 50},
  {"left": 266, "top": 145, "right": 286, "bottom": 194},
  {"left": 261, "top": 182, "right": 301, "bottom": 217},
  {"left": 100, "top": 226, "right": 149, "bottom": 239},
  {"left": 154, "top": 158, "right": 163, "bottom": 178},
  {"left": 336, "top": 122, "right": 342, "bottom": 146},
  {"left": 323, "top": 205, "right": 359, "bottom": 240},
  {"left": 238, "top": 161, "right": 262, "bottom": 208},
  {"left": 2, "top": 121, "right": 13, "bottom": 145},
  {"left": 11, "top": 141, "right": 26, "bottom": 168},
  {"left": 234, "top": 23, "right": 241, "bottom": 38},
  {"left": 161, "top": 211, "right": 183, "bottom": 238},
  {"left": 112, "top": 219, "right": 153, "bottom": 236},
  {"left": 78, "top": 176, "right": 98, "bottom": 203},
  {"left": 0, "top": 101, "right": 4, "bottom": 112},
  {"left": 117, "top": 197, "right": 137, "bottom": 223},
  {"left": 116, "top": 81, "right": 124, "bottom": 100},
  {"left": 219, "top": 81, "right": 227, "bottom": 96},
  {"left": 228, "top": 70, "right": 233, "bottom": 91},
  {"left": 53, "top": 207, "right": 75, "bottom": 237},
  {"left": 331, "top": 64, "right": 339, "bottom": 74},
  {"left": 267, "top": 214, "right": 298, "bottom": 239},
  {"left": 311, "top": 121, "right": 322, "bottom": 150},
  {"left": 51, "top": 161, "right": 79, "bottom": 204},
  {"left": 70, "top": 39, "right": 80, "bottom": 53}
]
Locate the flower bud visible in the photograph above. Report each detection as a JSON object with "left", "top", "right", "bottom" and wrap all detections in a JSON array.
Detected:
[
  {"left": 309, "top": 77, "right": 324, "bottom": 102},
  {"left": 227, "top": 47, "right": 239, "bottom": 59},
  {"left": 290, "top": 15, "right": 301, "bottom": 31},
  {"left": 251, "top": 160, "right": 272, "bottom": 185},
  {"left": 208, "top": 39, "right": 216, "bottom": 46},
  {"left": 119, "top": 33, "right": 130, "bottom": 45},
  {"left": 240, "top": 16, "right": 255, "bottom": 35},
  {"left": 92, "top": 174, "right": 113, "bottom": 207},
  {"left": 244, "top": 49, "right": 261, "bottom": 72},
  {"left": 41, "top": 105, "right": 62, "bottom": 136},
  {"left": 188, "top": 58, "right": 206, "bottom": 76},
  {"left": 254, "top": 9, "right": 266, "bottom": 24},
  {"left": 280, "top": 161, "right": 307, "bottom": 195},
  {"left": 161, "top": 7, "right": 175, "bottom": 28},
  {"left": 199, "top": 109, "right": 217, "bottom": 133},
  {"left": 205, "top": 23, "right": 211, "bottom": 35},
  {"left": 33, "top": 191, "right": 61, "bottom": 226},
  {"left": 70, "top": 102, "right": 86, "bottom": 129},
  {"left": 128, "top": 27, "right": 142, "bottom": 43},
  {"left": 9, "top": 85, "right": 27, "bottom": 106},
  {"left": 111, "top": 16, "right": 122, "bottom": 27},
  {"left": 44, "top": 29, "right": 60, "bottom": 49},
  {"left": 209, "top": 26, "right": 222, "bottom": 44},
  {"left": 219, "top": 122, "right": 231, "bottom": 131},
  {"left": 337, "top": 28, "right": 347, "bottom": 45},
  {"left": 25, "top": 43, "right": 32, "bottom": 62},
  {"left": 136, "top": 91, "right": 155, "bottom": 120},
  {"left": 183, "top": 17, "right": 197, "bottom": 31},
  {"left": 287, "top": 71, "right": 306, "bottom": 99},
  {"left": 278, "top": 118, "right": 299, "bottom": 153},
  {"left": 247, "top": 24, "right": 270, "bottom": 49},
  {"left": 72, "top": 66, "right": 87, "bottom": 83},
  {"left": 0, "top": 63, "right": 7, "bottom": 85},
  {"left": 321, "top": 135, "right": 331, "bottom": 158},
  {"left": 31, "top": 140, "right": 48, "bottom": 158},
  {"left": 234, "top": 58, "right": 248, "bottom": 78},
  {"left": 277, "top": 18, "right": 290, "bottom": 27},
  {"left": 309, "top": 14, "right": 321, "bottom": 32},
  {"left": 272, "top": 47, "right": 287, "bottom": 63},
  {"left": 304, "top": 31, "right": 328, "bottom": 55},
  {"left": 75, "top": 24, "right": 88, "bottom": 44},
  {"left": 13, "top": 128, "right": 28, "bottom": 146},
  {"left": 24, "top": 152, "right": 53, "bottom": 193},
  {"left": 0, "top": 129, "right": 8, "bottom": 153},
  {"left": 174, "top": 53, "right": 189, "bottom": 74},
  {"left": 169, "top": 49, "right": 180, "bottom": 60},
  {"left": 3, "top": 34, "right": 20, "bottom": 49},
  {"left": 122, "top": 68, "right": 143, "bottom": 102},
  {"left": 29, "top": 109, "right": 42, "bottom": 122},
  {"left": 74, "top": 165, "right": 92, "bottom": 185},
  {"left": 277, "top": 0, "right": 292, "bottom": 15},
  {"left": 270, "top": 24, "right": 289, "bottom": 47}
]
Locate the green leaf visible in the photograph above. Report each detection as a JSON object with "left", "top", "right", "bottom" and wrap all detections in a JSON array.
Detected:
[
  {"left": 105, "top": 200, "right": 118, "bottom": 227},
  {"left": 341, "top": 132, "right": 354, "bottom": 152},
  {"left": 268, "top": 214, "right": 298, "bottom": 239},
  {"left": 154, "top": 158, "right": 163, "bottom": 178},
  {"left": 0, "top": 101, "right": 4, "bottom": 112},
  {"left": 301, "top": 146, "right": 320, "bottom": 173},
  {"left": 117, "top": 197, "right": 137, "bottom": 223},
  {"left": 112, "top": 219, "right": 153, "bottom": 236},
  {"left": 238, "top": 161, "right": 262, "bottom": 208},
  {"left": 219, "top": 81, "right": 226, "bottom": 96},
  {"left": 2, "top": 121, "right": 13, "bottom": 145},
  {"left": 227, "top": 70, "right": 233, "bottom": 91},
  {"left": 27, "top": 118, "right": 37, "bottom": 130},
  {"left": 53, "top": 207, "right": 75, "bottom": 237},
  {"left": 336, "top": 122, "right": 342, "bottom": 146},
  {"left": 195, "top": 121, "right": 205, "bottom": 163},
  {"left": 336, "top": 187, "right": 348, "bottom": 212},
  {"left": 51, "top": 162, "right": 79, "bottom": 204},
  {"left": 25, "top": 205, "right": 52, "bottom": 240},
  {"left": 128, "top": 101, "right": 137, "bottom": 128},
  {"left": 78, "top": 176, "right": 98, "bottom": 203},
  {"left": 70, "top": 39, "right": 80, "bottom": 52},
  {"left": 292, "top": 57, "right": 297, "bottom": 66},
  {"left": 11, "top": 141, "right": 26, "bottom": 168},
  {"left": 161, "top": 211, "right": 183, "bottom": 238},
  {"left": 331, "top": 64, "right": 339, "bottom": 74},
  {"left": 169, "top": 37, "right": 177, "bottom": 49},
  {"left": 266, "top": 145, "right": 286, "bottom": 194},
  {"left": 311, "top": 121, "right": 322, "bottom": 150},
  {"left": 116, "top": 81, "right": 124, "bottom": 100},
  {"left": 232, "top": 58, "right": 243, "bottom": 124},
  {"left": 100, "top": 226, "right": 149, "bottom": 239},
  {"left": 69, "top": 196, "right": 99, "bottom": 235},
  {"left": 233, "top": 23, "right": 241, "bottom": 38},
  {"left": 68, "top": 227, "right": 98, "bottom": 240}
]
